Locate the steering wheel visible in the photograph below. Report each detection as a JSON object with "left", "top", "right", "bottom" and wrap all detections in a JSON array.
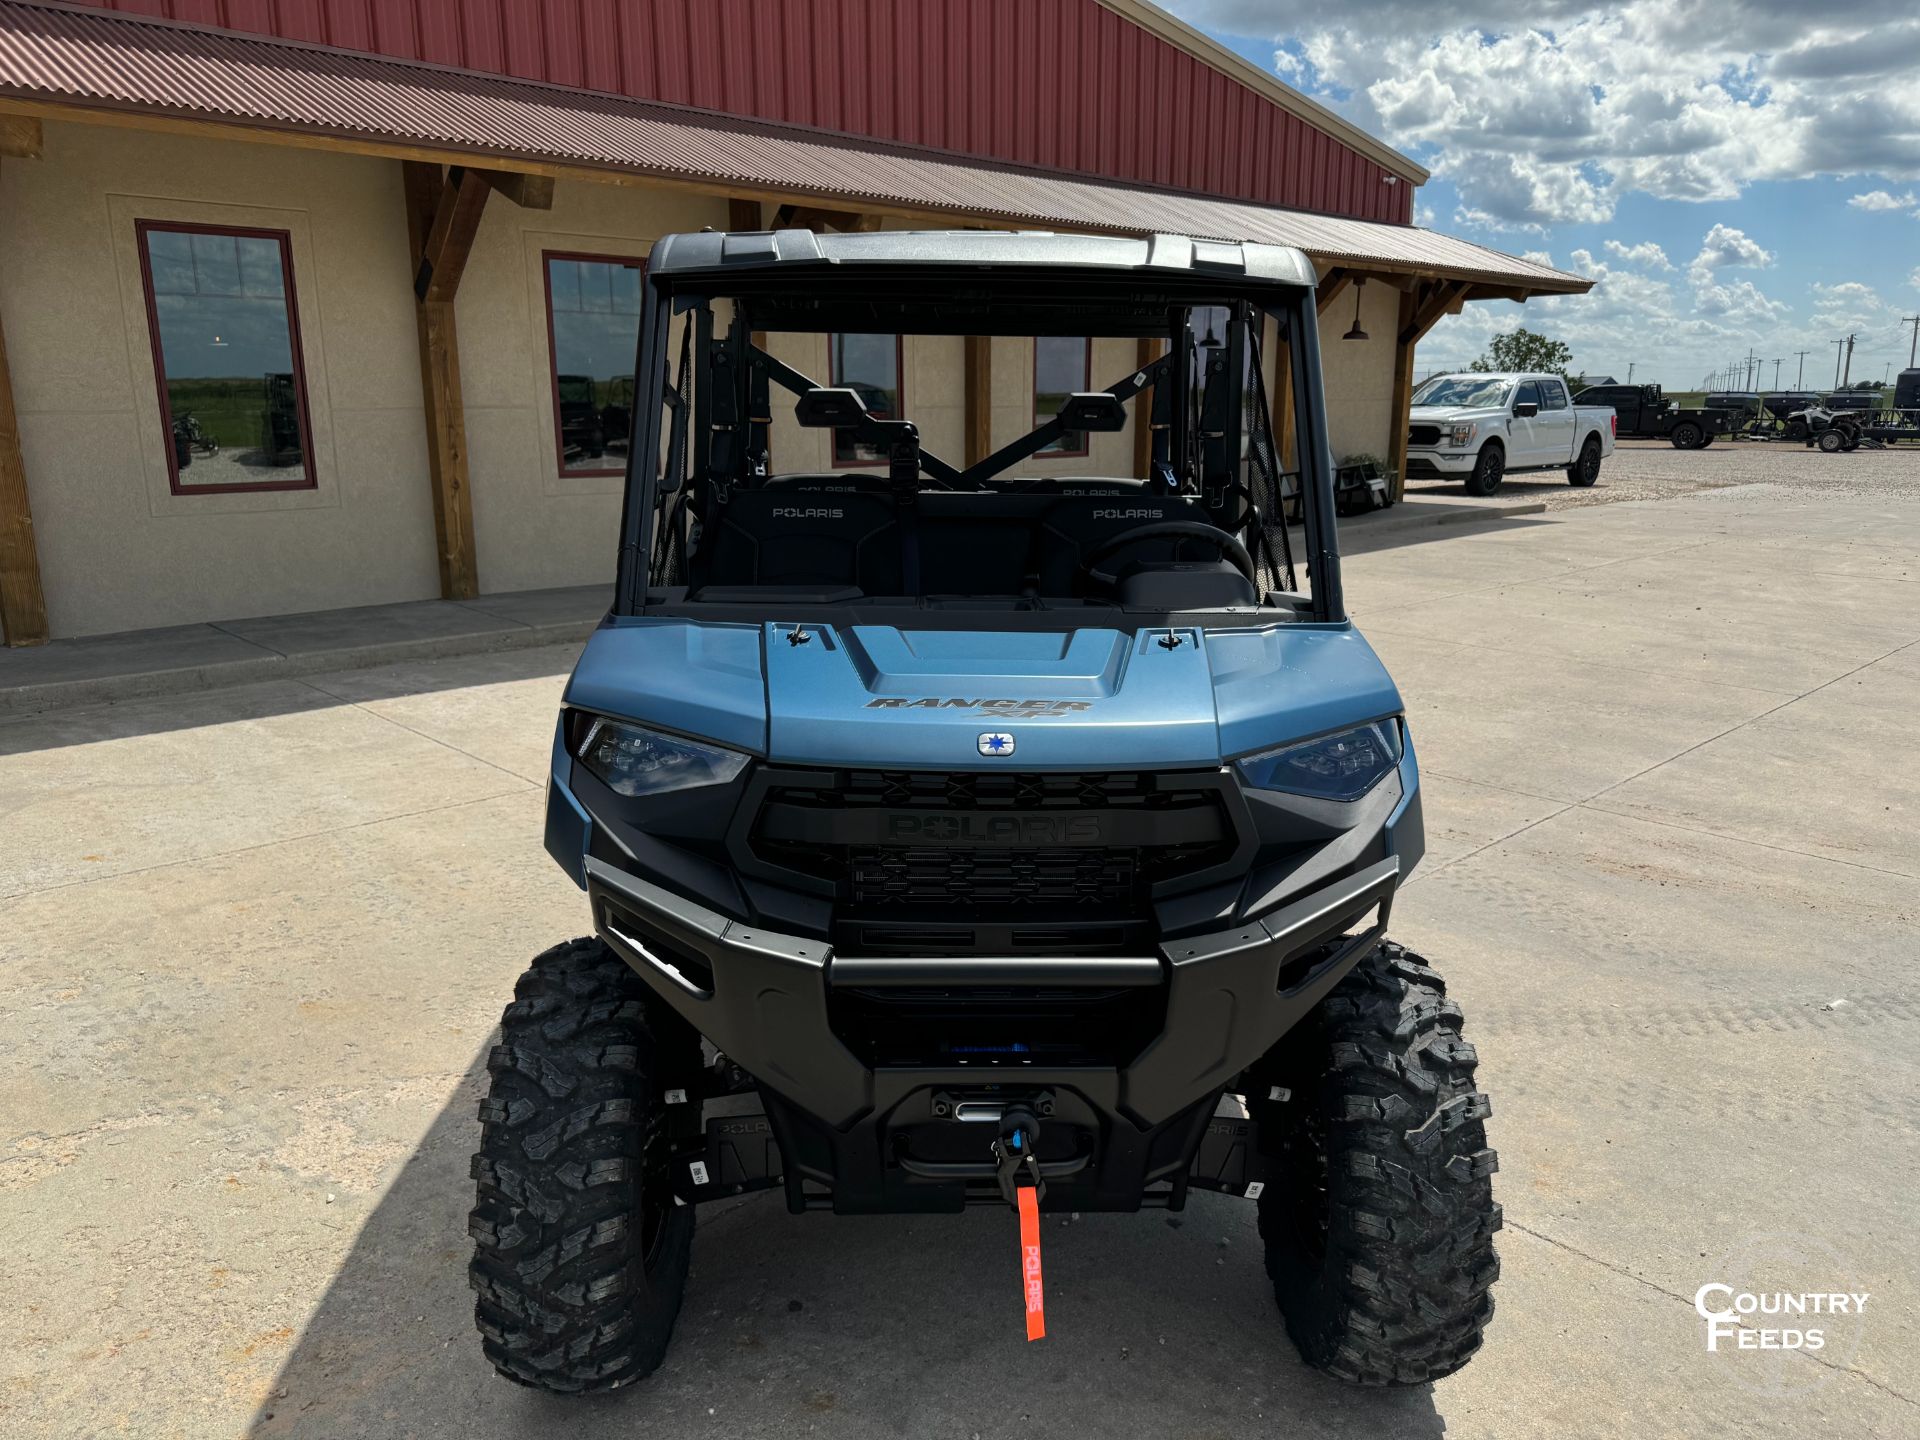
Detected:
[{"left": 1080, "top": 521, "right": 1256, "bottom": 590}]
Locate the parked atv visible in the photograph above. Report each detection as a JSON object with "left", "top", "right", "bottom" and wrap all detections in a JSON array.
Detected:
[
  {"left": 469, "top": 231, "right": 1499, "bottom": 1395},
  {"left": 1786, "top": 404, "right": 1862, "bottom": 452}
]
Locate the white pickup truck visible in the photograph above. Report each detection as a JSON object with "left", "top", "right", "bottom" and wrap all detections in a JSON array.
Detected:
[{"left": 1404, "top": 371, "right": 1615, "bottom": 495}]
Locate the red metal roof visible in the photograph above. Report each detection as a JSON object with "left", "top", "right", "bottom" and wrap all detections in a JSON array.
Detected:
[
  {"left": 0, "top": 1, "right": 1585, "bottom": 292},
  {"left": 53, "top": 0, "right": 1419, "bottom": 223}
]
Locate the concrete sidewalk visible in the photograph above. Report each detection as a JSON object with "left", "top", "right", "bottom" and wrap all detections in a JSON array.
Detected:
[{"left": 0, "top": 586, "right": 607, "bottom": 716}]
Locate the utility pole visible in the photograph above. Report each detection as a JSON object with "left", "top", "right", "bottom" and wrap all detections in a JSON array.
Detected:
[
  {"left": 1843, "top": 333, "right": 1855, "bottom": 388},
  {"left": 1627, "top": 361, "right": 1635, "bottom": 384},
  {"left": 1771, "top": 358, "right": 1782, "bottom": 390},
  {"left": 1833, "top": 338, "right": 1847, "bottom": 387},
  {"left": 1794, "top": 350, "right": 1810, "bottom": 388},
  {"left": 1745, "top": 348, "right": 1759, "bottom": 389},
  {"left": 1903, "top": 315, "right": 1920, "bottom": 370}
]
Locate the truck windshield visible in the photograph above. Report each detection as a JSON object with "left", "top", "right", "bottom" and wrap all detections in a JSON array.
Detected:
[{"left": 1412, "top": 376, "right": 1513, "bottom": 408}]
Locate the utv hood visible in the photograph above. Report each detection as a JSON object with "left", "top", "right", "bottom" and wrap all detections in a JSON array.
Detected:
[{"left": 565, "top": 619, "right": 1403, "bottom": 769}]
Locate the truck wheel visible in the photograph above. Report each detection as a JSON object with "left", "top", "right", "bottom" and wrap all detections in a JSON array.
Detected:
[
  {"left": 1567, "top": 435, "right": 1602, "bottom": 487},
  {"left": 469, "top": 938, "right": 699, "bottom": 1394},
  {"left": 1255, "top": 942, "right": 1500, "bottom": 1385},
  {"left": 1670, "top": 421, "right": 1701, "bottom": 450},
  {"left": 1463, "top": 443, "right": 1504, "bottom": 496}
]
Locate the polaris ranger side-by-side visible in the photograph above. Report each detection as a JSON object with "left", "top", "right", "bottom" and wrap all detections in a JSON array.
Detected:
[{"left": 469, "top": 231, "right": 1499, "bottom": 1393}]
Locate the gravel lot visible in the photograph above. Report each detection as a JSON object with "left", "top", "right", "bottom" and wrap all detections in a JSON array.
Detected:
[
  {"left": 1405, "top": 435, "right": 1920, "bottom": 510},
  {"left": 3, "top": 458, "right": 1917, "bottom": 1438}
]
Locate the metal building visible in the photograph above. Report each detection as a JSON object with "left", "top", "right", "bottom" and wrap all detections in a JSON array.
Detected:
[{"left": 0, "top": 0, "right": 1586, "bottom": 643}]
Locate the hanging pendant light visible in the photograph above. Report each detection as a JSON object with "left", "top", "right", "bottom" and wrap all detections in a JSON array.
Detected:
[{"left": 1343, "top": 279, "right": 1369, "bottom": 341}]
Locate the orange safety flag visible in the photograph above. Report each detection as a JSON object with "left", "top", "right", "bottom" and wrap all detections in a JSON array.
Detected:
[{"left": 1017, "top": 1185, "right": 1045, "bottom": 1341}]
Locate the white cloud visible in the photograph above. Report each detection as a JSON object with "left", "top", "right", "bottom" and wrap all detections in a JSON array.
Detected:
[
  {"left": 1167, "top": 1, "right": 1920, "bottom": 223},
  {"left": 1911, "top": 267, "right": 1920, "bottom": 291},
  {"left": 1848, "top": 190, "right": 1916, "bottom": 211},
  {"left": 1603, "top": 240, "right": 1674, "bottom": 270},
  {"left": 1686, "top": 224, "right": 1773, "bottom": 287}
]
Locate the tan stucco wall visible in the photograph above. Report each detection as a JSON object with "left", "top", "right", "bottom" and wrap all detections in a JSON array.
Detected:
[
  {"left": 0, "top": 120, "right": 442, "bottom": 638},
  {"left": 455, "top": 179, "right": 727, "bottom": 594},
  {"left": 0, "top": 119, "right": 1409, "bottom": 636},
  {"left": 1315, "top": 274, "right": 1403, "bottom": 469}
]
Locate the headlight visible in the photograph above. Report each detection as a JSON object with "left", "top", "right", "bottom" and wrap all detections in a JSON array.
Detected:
[
  {"left": 1448, "top": 422, "right": 1478, "bottom": 447},
  {"left": 575, "top": 717, "right": 748, "bottom": 797},
  {"left": 1234, "top": 721, "right": 1403, "bottom": 801}
]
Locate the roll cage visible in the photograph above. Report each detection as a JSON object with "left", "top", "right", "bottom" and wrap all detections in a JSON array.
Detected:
[{"left": 612, "top": 232, "right": 1346, "bottom": 623}]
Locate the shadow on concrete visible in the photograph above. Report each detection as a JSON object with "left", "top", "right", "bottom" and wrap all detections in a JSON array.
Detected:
[
  {"left": 0, "top": 644, "right": 580, "bottom": 758},
  {"left": 248, "top": 1046, "right": 1449, "bottom": 1440}
]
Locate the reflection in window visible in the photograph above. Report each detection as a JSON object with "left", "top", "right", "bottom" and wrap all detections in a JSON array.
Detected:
[
  {"left": 829, "top": 334, "right": 902, "bottom": 464},
  {"left": 1034, "top": 336, "right": 1092, "bottom": 456},
  {"left": 545, "top": 254, "right": 643, "bottom": 475},
  {"left": 138, "top": 223, "right": 313, "bottom": 493}
]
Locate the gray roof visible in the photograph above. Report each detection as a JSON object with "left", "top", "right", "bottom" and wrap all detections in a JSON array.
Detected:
[{"left": 650, "top": 230, "right": 1320, "bottom": 287}]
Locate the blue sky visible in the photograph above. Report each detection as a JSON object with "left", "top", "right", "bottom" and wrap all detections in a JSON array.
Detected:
[{"left": 1168, "top": 1, "right": 1920, "bottom": 389}]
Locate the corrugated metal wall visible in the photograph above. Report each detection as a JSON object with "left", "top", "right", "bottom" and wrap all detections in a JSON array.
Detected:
[{"left": 70, "top": 0, "right": 1411, "bottom": 223}]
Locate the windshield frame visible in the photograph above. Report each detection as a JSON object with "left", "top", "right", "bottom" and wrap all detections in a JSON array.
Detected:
[{"left": 613, "top": 260, "right": 1346, "bottom": 625}]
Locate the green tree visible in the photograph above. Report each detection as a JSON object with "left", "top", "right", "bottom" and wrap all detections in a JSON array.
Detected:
[{"left": 1469, "top": 329, "right": 1573, "bottom": 378}]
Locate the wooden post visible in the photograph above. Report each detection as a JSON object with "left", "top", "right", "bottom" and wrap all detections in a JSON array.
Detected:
[
  {"left": 964, "top": 336, "right": 993, "bottom": 468},
  {"left": 0, "top": 115, "right": 42, "bottom": 158},
  {"left": 728, "top": 198, "right": 761, "bottom": 231},
  {"left": 1388, "top": 281, "right": 1470, "bottom": 502},
  {"left": 1132, "top": 336, "right": 1159, "bottom": 478},
  {"left": 403, "top": 161, "right": 492, "bottom": 600},
  {"left": 0, "top": 282, "right": 49, "bottom": 646},
  {"left": 1270, "top": 318, "right": 1295, "bottom": 472},
  {"left": 1388, "top": 289, "right": 1418, "bottom": 504}
]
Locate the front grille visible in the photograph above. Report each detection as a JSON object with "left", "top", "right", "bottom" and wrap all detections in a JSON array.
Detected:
[
  {"left": 849, "top": 846, "right": 1134, "bottom": 910},
  {"left": 750, "top": 768, "right": 1234, "bottom": 946},
  {"left": 1409, "top": 424, "right": 1442, "bottom": 446}
]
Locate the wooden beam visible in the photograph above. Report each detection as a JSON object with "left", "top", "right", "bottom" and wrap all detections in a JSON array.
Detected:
[
  {"left": 1270, "top": 319, "right": 1295, "bottom": 474},
  {"left": 0, "top": 286, "right": 49, "bottom": 646},
  {"left": 415, "top": 165, "right": 491, "bottom": 303},
  {"left": 402, "top": 160, "right": 483, "bottom": 600},
  {"left": 0, "top": 115, "right": 41, "bottom": 158},
  {"left": 482, "top": 169, "right": 553, "bottom": 210},
  {"left": 728, "top": 197, "right": 762, "bottom": 231},
  {"left": 1315, "top": 270, "right": 1352, "bottom": 316},
  {"left": 770, "top": 203, "right": 881, "bottom": 232},
  {"left": 1387, "top": 289, "right": 1420, "bottom": 504},
  {"left": 1400, "top": 280, "right": 1469, "bottom": 347},
  {"left": 964, "top": 336, "right": 993, "bottom": 468},
  {"left": 1133, "top": 337, "right": 1160, "bottom": 478}
]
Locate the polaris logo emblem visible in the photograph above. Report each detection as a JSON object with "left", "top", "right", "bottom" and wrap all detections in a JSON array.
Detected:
[
  {"left": 885, "top": 813, "right": 1104, "bottom": 844},
  {"left": 1092, "top": 508, "right": 1162, "bottom": 519},
  {"left": 978, "top": 731, "right": 1015, "bottom": 756},
  {"left": 772, "top": 506, "right": 844, "bottom": 519},
  {"left": 866, "top": 698, "right": 1092, "bottom": 716}
]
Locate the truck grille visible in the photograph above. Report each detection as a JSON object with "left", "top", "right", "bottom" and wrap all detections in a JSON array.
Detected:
[{"left": 1408, "top": 424, "right": 1442, "bottom": 446}]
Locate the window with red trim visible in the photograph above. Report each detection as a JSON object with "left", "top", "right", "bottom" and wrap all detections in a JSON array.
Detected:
[
  {"left": 829, "top": 334, "right": 903, "bottom": 466},
  {"left": 1034, "top": 336, "right": 1093, "bottom": 456},
  {"left": 137, "top": 222, "right": 315, "bottom": 494},
  {"left": 544, "top": 253, "right": 645, "bottom": 477}
]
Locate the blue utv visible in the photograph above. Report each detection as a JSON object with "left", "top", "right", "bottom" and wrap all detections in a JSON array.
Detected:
[{"left": 468, "top": 230, "right": 1499, "bottom": 1392}]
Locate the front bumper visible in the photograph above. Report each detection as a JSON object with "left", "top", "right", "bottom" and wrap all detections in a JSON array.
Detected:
[
  {"left": 586, "top": 851, "right": 1397, "bottom": 1211},
  {"left": 1404, "top": 445, "right": 1479, "bottom": 478}
]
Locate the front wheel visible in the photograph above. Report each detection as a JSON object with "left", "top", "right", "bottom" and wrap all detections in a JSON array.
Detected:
[
  {"left": 469, "top": 938, "right": 700, "bottom": 1394},
  {"left": 1462, "top": 444, "right": 1504, "bottom": 496},
  {"left": 1255, "top": 942, "right": 1500, "bottom": 1385},
  {"left": 1567, "top": 435, "right": 1602, "bottom": 486},
  {"left": 1817, "top": 429, "right": 1846, "bottom": 453},
  {"left": 1670, "top": 421, "right": 1701, "bottom": 449}
]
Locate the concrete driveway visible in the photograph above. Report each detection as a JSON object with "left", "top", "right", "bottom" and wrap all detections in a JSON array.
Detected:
[{"left": 3, "top": 447, "right": 1917, "bottom": 1438}]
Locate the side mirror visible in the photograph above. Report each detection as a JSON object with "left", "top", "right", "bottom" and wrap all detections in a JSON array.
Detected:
[
  {"left": 1513, "top": 401, "right": 1539, "bottom": 418},
  {"left": 1053, "top": 391, "right": 1128, "bottom": 433},
  {"left": 794, "top": 387, "right": 871, "bottom": 428}
]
